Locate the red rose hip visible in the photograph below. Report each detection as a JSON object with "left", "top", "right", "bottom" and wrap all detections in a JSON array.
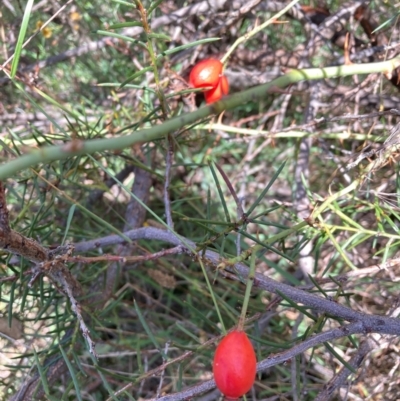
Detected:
[
  {"left": 189, "top": 58, "right": 223, "bottom": 89},
  {"left": 204, "top": 74, "right": 229, "bottom": 104},
  {"left": 213, "top": 330, "right": 257, "bottom": 399}
]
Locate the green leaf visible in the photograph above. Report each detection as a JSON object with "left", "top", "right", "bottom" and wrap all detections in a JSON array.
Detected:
[
  {"left": 33, "top": 347, "right": 51, "bottom": 396},
  {"left": 11, "top": 0, "right": 34, "bottom": 78},
  {"left": 307, "top": 274, "right": 328, "bottom": 298},
  {"left": 147, "top": 32, "right": 171, "bottom": 41},
  {"left": 247, "top": 160, "right": 287, "bottom": 216},
  {"left": 208, "top": 159, "right": 231, "bottom": 223},
  {"left": 156, "top": 38, "right": 220, "bottom": 60},
  {"left": 59, "top": 344, "right": 83, "bottom": 401},
  {"left": 371, "top": 13, "right": 400, "bottom": 34},
  {"left": 111, "top": 0, "right": 133, "bottom": 6},
  {"left": 324, "top": 341, "right": 356, "bottom": 373},
  {"left": 62, "top": 204, "right": 76, "bottom": 246},
  {"left": 8, "top": 281, "right": 16, "bottom": 328},
  {"left": 96, "top": 30, "right": 146, "bottom": 46},
  {"left": 108, "top": 21, "right": 143, "bottom": 29},
  {"left": 238, "top": 229, "right": 293, "bottom": 262},
  {"left": 276, "top": 290, "right": 317, "bottom": 321},
  {"left": 148, "top": 0, "right": 164, "bottom": 15},
  {"left": 90, "top": 355, "right": 120, "bottom": 400},
  {"left": 134, "top": 300, "right": 166, "bottom": 357},
  {"left": 175, "top": 322, "right": 202, "bottom": 343},
  {"left": 120, "top": 66, "right": 153, "bottom": 88}
]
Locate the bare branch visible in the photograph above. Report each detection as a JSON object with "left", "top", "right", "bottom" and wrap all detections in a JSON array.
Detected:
[
  {"left": 0, "top": 183, "right": 95, "bottom": 362},
  {"left": 314, "top": 339, "right": 373, "bottom": 401},
  {"left": 73, "top": 226, "right": 400, "bottom": 334}
]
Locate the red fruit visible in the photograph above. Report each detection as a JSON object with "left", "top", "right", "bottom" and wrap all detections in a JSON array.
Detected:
[
  {"left": 213, "top": 330, "right": 257, "bottom": 399},
  {"left": 204, "top": 75, "right": 229, "bottom": 104},
  {"left": 189, "top": 58, "right": 223, "bottom": 89}
]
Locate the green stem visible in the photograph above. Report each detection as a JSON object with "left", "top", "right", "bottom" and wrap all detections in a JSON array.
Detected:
[
  {"left": 237, "top": 250, "right": 257, "bottom": 331},
  {"left": 3, "top": 58, "right": 399, "bottom": 180}
]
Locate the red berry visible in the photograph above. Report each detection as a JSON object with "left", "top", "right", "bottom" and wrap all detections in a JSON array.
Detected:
[
  {"left": 204, "top": 74, "right": 229, "bottom": 104},
  {"left": 189, "top": 59, "right": 223, "bottom": 89},
  {"left": 213, "top": 330, "right": 257, "bottom": 399}
]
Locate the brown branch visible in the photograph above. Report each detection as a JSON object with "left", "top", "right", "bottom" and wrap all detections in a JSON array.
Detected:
[
  {"left": 0, "top": 228, "right": 85, "bottom": 306},
  {"left": 62, "top": 246, "right": 183, "bottom": 264},
  {"left": 9, "top": 161, "right": 154, "bottom": 399},
  {"left": 9, "top": 223, "right": 400, "bottom": 400},
  {"left": 314, "top": 339, "right": 373, "bottom": 401},
  {"left": 0, "top": 181, "right": 97, "bottom": 400},
  {"left": 0, "top": 229, "right": 49, "bottom": 263},
  {"left": 73, "top": 226, "right": 400, "bottom": 333}
]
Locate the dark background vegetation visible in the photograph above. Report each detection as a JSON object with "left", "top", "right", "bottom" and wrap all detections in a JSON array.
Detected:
[{"left": 1, "top": 0, "right": 400, "bottom": 400}]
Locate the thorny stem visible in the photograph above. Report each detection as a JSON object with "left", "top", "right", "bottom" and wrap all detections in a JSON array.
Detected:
[
  {"left": 1, "top": 58, "right": 399, "bottom": 180},
  {"left": 134, "top": 0, "right": 158, "bottom": 82}
]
